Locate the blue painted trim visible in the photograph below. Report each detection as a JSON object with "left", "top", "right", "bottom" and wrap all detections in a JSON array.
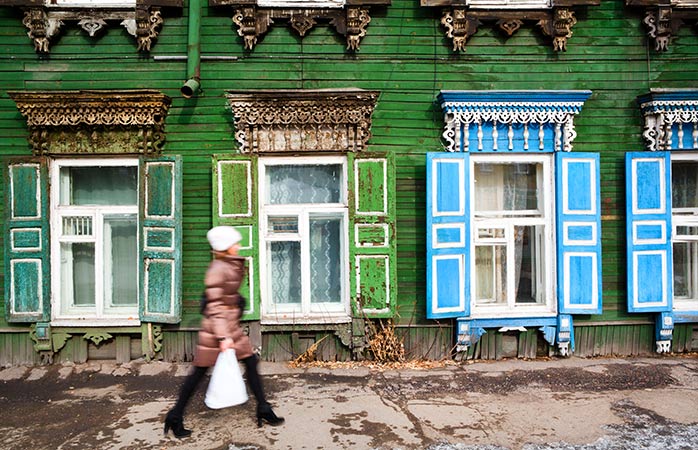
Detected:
[
  {"left": 439, "top": 90, "right": 593, "bottom": 106},
  {"left": 674, "top": 312, "right": 698, "bottom": 323},
  {"left": 458, "top": 317, "right": 558, "bottom": 329},
  {"left": 637, "top": 89, "right": 698, "bottom": 108}
]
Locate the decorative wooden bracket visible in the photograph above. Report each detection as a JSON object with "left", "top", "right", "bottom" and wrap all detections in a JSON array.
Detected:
[
  {"left": 627, "top": 1, "right": 698, "bottom": 51},
  {"left": 19, "top": 6, "right": 164, "bottom": 53},
  {"left": 427, "top": 1, "right": 598, "bottom": 53},
  {"left": 538, "top": 7, "right": 578, "bottom": 52},
  {"left": 230, "top": 5, "right": 374, "bottom": 51},
  {"left": 8, "top": 90, "right": 171, "bottom": 155}
]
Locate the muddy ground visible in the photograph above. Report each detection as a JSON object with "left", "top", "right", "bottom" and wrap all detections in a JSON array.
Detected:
[{"left": 0, "top": 356, "right": 697, "bottom": 449}]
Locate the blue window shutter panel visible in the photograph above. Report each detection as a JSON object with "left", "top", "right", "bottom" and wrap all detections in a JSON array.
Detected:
[
  {"left": 626, "top": 152, "right": 672, "bottom": 313},
  {"left": 4, "top": 158, "right": 50, "bottom": 322},
  {"left": 555, "top": 152, "right": 602, "bottom": 315},
  {"left": 426, "top": 152, "right": 469, "bottom": 319},
  {"left": 139, "top": 156, "right": 182, "bottom": 323}
]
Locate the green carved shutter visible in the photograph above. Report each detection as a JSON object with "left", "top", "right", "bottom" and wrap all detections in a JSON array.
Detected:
[
  {"left": 348, "top": 153, "right": 396, "bottom": 318},
  {"left": 139, "top": 156, "right": 182, "bottom": 323},
  {"left": 212, "top": 154, "right": 259, "bottom": 320},
  {"left": 4, "top": 158, "right": 50, "bottom": 322}
]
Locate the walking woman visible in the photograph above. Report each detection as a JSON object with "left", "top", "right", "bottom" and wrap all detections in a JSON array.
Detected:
[{"left": 164, "top": 226, "right": 284, "bottom": 438}]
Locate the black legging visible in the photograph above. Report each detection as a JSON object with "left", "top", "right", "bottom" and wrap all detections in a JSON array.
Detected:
[{"left": 169, "top": 354, "right": 267, "bottom": 420}]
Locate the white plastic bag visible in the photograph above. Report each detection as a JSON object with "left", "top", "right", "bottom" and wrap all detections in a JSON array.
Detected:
[{"left": 205, "top": 349, "right": 249, "bottom": 409}]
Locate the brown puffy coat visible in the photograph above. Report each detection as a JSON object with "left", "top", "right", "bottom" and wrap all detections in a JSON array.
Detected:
[{"left": 192, "top": 255, "right": 254, "bottom": 367}]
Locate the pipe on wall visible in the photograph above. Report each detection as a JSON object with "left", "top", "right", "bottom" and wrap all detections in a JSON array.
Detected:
[{"left": 181, "top": 0, "right": 202, "bottom": 98}]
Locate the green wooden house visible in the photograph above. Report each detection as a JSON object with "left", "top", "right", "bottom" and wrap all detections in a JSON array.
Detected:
[{"left": 0, "top": 0, "right": 697, "bottom": 365}]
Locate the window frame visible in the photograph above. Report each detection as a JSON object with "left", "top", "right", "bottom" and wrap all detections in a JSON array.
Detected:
[
  {"left": 671, "top": 152, "right": 698, "bottom": 311},
  {"left": 258, "top": 155, "right": 351, "bottom": 324},
  {"left": 469, "top": 153, "right": 556, "bottom": 318},
  {"left": 49, "top": 157, "right": 141, "bottom": 326}
]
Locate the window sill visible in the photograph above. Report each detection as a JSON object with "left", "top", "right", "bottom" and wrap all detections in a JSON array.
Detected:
[
  {"left": 51, "top": 318, "right": 141, "bottom": 327},
  {"left": 260, "top": 314, "right": 351, "bottom": 325}
]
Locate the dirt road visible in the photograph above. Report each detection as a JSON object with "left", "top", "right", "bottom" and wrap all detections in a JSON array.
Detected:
[{"left": 1, "top": 356, "right": 697, "bottom": 449}]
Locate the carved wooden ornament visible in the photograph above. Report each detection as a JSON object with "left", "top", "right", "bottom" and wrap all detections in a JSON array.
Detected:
[{"left": 8, "top": 90, "right": 172, "bottom": 155}]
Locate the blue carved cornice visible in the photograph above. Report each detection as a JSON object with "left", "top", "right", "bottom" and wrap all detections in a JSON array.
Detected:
[
  {"left": 438, "top": 90, "right": 592, "bottom": 153},
  {"left": 637, "top": 89, "right": 698, "bottom": 151}
]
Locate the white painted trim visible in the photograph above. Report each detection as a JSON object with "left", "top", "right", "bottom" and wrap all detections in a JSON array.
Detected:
[
  {"left": 431, "top": 254, "right": 465, "bottom": 315},
  {"left": 563, "top": 221, "right": 597, "bottom": 246},
  {"left": 632, "top": 250, "right": 668, "bottom": 309},
  {"left": 562, "top": 252, "right": 599, "bottom": 311},
  {"left": 143, "top": 226, "right": 175, "bottom": 252},
  {"left": 432, "top": 223, "right": 466, "bottom": 249},
  {"left": 238, "top": 225, "right": 254, "bottom": 250},
  {"left": 10, "top": 259, "right": 42, "bottom": 316},
  {"left": 9, "top": 163, "right": 41, "bottom": 221},
  {"left": 356, "top": 254, "right": 391, "bottom": 306},
  {"left": 145, "top": 161, "right": 175, "bottom": 220},
  {"left": 431, "top": 158, "right": 465, "bottom": 217},
  {"left": 354, "top": 223, "right": 389, "bottom": 248},
  {"left": 633, "top": 220, "right": 667, "bottom": 245},
  {"left": 561, "top": 158, "right": 597, "bottom": 216},
  {"left": 10, "top": 228, "right": 42, "bottom": 252},
  {"left": 631, "top": 157, "right": 666, "bottom": 216},
  {"left": 354, "top": 158, "right": 388, "bottom": 216}
]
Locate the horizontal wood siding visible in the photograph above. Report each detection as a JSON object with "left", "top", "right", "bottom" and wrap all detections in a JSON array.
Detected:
[{"left": 0, "top": 0, "right": 697, "bottom": 362}]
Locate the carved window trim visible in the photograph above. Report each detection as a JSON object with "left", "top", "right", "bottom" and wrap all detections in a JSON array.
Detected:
[
  {"left": 0, "top": 0, "right": 182, "bottom": 53},
  {"left": 225, "top": 89, "right": 379, "bottom": 153},
  {"left": 421, "top": 0, "right": 599, "bottom": 52},
  {"left": 626, "top": 1, "right": 698, "bottom": 51},
  {"left": 8, "top": 90, "right": 172, "bottom": 156},
  {"left": 210, "top": 0, "right": 389, "bottom": 51},
  {"left": 637, "top": 89, "right": 698, "bottom": 151},
  {"left": 438, "top": 90, "right": 592, "bottom": 153}
]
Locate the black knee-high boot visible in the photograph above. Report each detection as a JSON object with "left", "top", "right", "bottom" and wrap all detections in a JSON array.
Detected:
[
  {"left": 165, "top": 365, "right": 207, "bottom": 438},
  {"left": 241, "top": 354, "right": 285, "bottom": 427}
]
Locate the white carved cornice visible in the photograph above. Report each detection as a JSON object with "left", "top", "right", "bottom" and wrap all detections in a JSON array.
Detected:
[
  {"left": 438, "top": 91, "right": 591, "bottom": 153},
  {"left": 8, "top": 90, "right": 171, "bottom": 155},
  {"left": 225, "top": 89, "right": 379, "bottom": 153},
  {"left": 637, "top": 89, "right": 698, "bottom": 151}
]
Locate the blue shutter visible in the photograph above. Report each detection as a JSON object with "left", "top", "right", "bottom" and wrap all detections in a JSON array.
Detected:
[
  {"left": 139, "top": 156, "right": 182, "bottom": 323},
  {"left": 4, "top": 158, "right": 50, "bottom": 322},
  {"left": 626, "top": 152, "right": 673, "bottom": 313},
  {"left": 426, "top": 152, "right": 469, "bottom": 319},
  {"left": 555, "top": 152, "right": 602, "bottom": 315},
  {"left": 212, "top": 154, "right": 259, "bottom": 320}
]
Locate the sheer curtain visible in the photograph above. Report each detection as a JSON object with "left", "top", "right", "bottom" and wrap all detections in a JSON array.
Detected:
[{"left": 267, "top": 165, "right": 342, "bottom": 306}]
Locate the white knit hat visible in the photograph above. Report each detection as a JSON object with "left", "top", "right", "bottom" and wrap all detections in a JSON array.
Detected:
[{"left": 207, "top": 226, "right": 242, "bottom": 252}]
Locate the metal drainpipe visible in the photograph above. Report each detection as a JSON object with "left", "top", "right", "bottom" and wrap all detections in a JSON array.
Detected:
[{"left": 181, "top": 0, "right": 201, "bottom": 98}]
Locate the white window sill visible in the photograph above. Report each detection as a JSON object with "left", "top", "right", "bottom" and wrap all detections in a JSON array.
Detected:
[
  {"left": 261, "top": 314, "right": 351, "bottom": 325},
  {"left": 51, "top": 318, "right": 141, "bottom": 327},
  {"left": 470, "top": 308, "right": 557, "bottom": 319}
]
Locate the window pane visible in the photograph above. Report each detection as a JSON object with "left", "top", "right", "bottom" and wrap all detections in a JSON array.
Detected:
[
  {"left": 104, "top": 216, "right": 138, "bottom": 307},
  {"left": 266, "top": 164, "right": 341, "bottom": 204},
  {"left": 673, "top": 239, "right": 698, "bottom": 301},
  {"left": 60, "top": 166, "right": 137, "bottom": 206},
  {"left": 514, "top": 225, "right": 543, "bottom": 304},
  {"left": 61, "top": 242, "right": 95, "bottom": 307},
  {"left": 474, "top": 163, "right": 540, "bottom": 213},
  {"left": 270, "top": 241, "right": 302, "bottom": 304},
  {"left": 672, "top": 161, "right": 698, "bottom": 210},
  {"left": 475, "top": 244, "right": 506, "bottom": 304},
  {"left": 310, "top": 217, "right": 342, "bottom": 304}
]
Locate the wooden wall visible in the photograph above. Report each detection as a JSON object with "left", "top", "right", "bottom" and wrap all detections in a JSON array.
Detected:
[{"left": 0, "top": 0, "right": 697, "bottom": 362}]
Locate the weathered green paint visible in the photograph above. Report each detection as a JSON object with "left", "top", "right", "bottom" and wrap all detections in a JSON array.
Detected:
[
  {"left": 4, "top": 159, "right": 50, "bottom": 323},
  {"left": 0, "top": 0, "right": 697, "bottom": 362},
  {"left": 349, "top": 153, "right": 397, "bottom": 318},
  {"left": 212, "top": 155, "right": 260, "bottom": 320},
  {"left": 139, "top": 156, "right": 182, "bottom": 323}
]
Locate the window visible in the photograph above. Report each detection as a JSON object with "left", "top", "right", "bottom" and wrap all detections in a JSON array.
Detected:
[
  {"left": 259, "top": 157, "right": 350, "bottom": 321},
  {"left": 671, "top": 154, "right": 698, "bottom": 310},
  {"left": 51, "top": 159, "right": 139, "bottom": 322},
  {"left": 471, "top": 155, "right": 554, "bottom": 316}
]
